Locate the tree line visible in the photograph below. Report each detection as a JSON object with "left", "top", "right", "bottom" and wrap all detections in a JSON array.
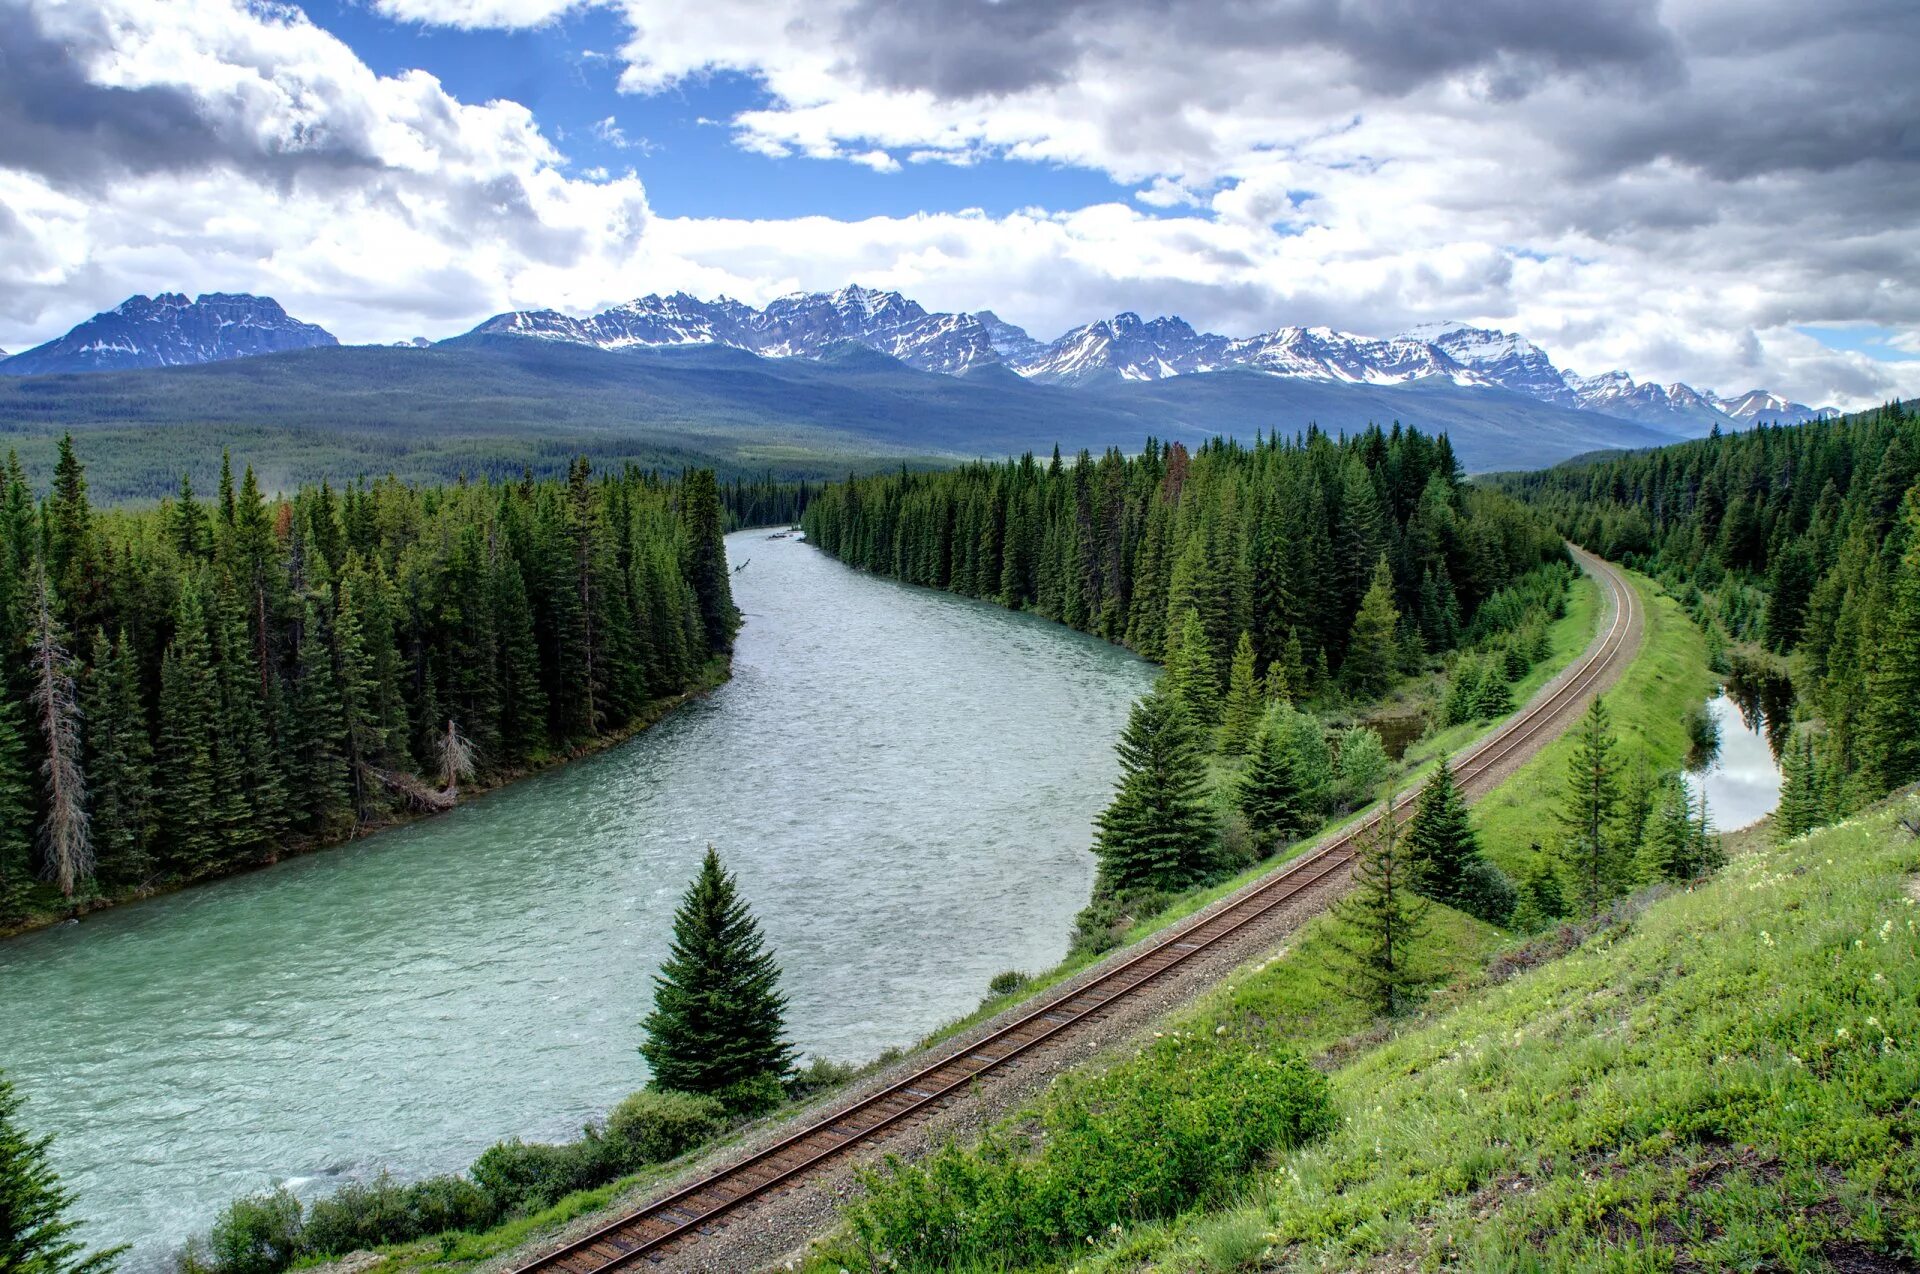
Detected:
[
  {"left": 802, "top": 427, "right": 1564, "bottom": 693},
  {"left": 1497, "top": 400, "right": 1920, "bottom": 829},
  {"left": 0, "top": 440, "right": 738, "bottom": 927}
]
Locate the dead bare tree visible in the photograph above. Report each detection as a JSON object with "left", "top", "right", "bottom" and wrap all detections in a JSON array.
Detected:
[
  {"left": 28, "top": 564, "right": 90, "bottom": 899},
  {"left": 437, "top": 718, "right": 476, "bottom": 799}
]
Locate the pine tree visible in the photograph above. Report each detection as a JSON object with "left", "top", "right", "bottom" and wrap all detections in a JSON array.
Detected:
[
  {"left": 493, "top": 554, "right": 547, "bottom": 766},
  {"left": 83, "top": 630, "right": 153, "bottom": 890},
  {"left": 1163, "top": 607, "right": 1219, "bottom": 728},
  {"left": 1406, "top": 760, "right": 1488, "bottom": 913},
  {"left": 1261, "top": 658, "right": 1291, "bottom": 707},
  {"left": 1641, "top": 775, "right": 1703, "bottom": 882},
  {"left": 155, "top": 585, "right": 223, "bottom": 877},
  {"left": 679, "top": 468, "right": 737, "bottom": 653},
  {"left": 1509, "top": 844, "right": 1569, "bottom": 932},
  {"left": 640, "top": 847, "right": 795, "bottom": 1108},
  {"left": 1218, "top": 631, "right": 1261, "bottom": 755},
  {"left": 0, "top": 693, "right": 33, "bottom": 924},
  {"left": 26, "top": 567, "right": 89, "bottom": 901},
  {"left": 1327, "top": 809, "right": 1430, "bottom": 1016},
  {"left": 1092, "top": 681, "right": 1218, "bottom": 893},
  {"left": 1774, "top": 729, "right": 1826, "bottom": 843},
  {"left": 285, "top": 591, "right": 351, "bottom": 835},
  {"left": 1559, "top": 697, "right": 1622, "bottom": 915},
  {"left": 1236, "top": 704, "right": 1316, "bottom": 854},
  {"left": 1341, "top": 557, "right": 1399, "bottom": 698},
  {"left": 1861, "top": 492, "right": 1920, "bottom": 787},
  {"left": 0, "top": 1071, "right": 122, "bottom": 1273}
]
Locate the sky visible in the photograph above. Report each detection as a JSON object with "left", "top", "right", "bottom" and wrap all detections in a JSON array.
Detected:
[{"left": 1, "top": 0, "right": 1916, "bottom": 409}]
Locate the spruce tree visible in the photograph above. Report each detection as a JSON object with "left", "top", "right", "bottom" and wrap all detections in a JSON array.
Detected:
[
  {"left": 0, "top": 693, "right": 33, "bottom": 925},
  {"left": 0, "top": 1071, "right": 122, "bottom": 1273},
  {"left": 156, "top": 586, "right": 224, "bottom": 877},
  {"left": 1641, "top": 775, "right": 1703, "bottom": 882},
  {"left": 640, "top": 847, "right": 795, "bottom": 1108},
  {"left": 1328, "top": 809, "right": 1430, "bottom": 1016},
  {"left": 1218, "top": 631, "right": 1261, "bottom": 755},
  {"left": 680, "top": 468, "right": 737, "bottom": 653},
  {"left": 1092, "top": 681, "right": 1218, "bottom": 893},
  {"left": 1559, "top": 697, "right": 1622, "bottom": 915},
  {"left": 1236, "top": 704, "right": 1315, "bottom": 854},
  {"left": 1861, "top": 492, "right": 1920, "bottom": 788},
  {"left": 1509, "top": 844, "right": 1569, "bottom": 932},
  {"left": 1342, "top": 557, "right": 1399, "bottom": 698},
  {"left": 286, "top": 591, "right": 352, "bottom": 836},
  {"left": 1406, "top": 760, "right": 1495, "bottom": 916},
  {"left": 1163, "top": 607, "right": 1219, "bottom": 728},
  {"left": 83, "top": 631, "right": 153, "bottom": 891},
  {"left": 1774, "top": 730, "right": 1826, "bottom": 843}
]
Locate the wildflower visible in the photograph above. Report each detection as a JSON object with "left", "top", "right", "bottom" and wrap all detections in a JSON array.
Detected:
[
  {"left": 1788, "top": 1053, "right": 1804, "bottom": 1066},
  {"left": 1875, "top": 972, "right": 1887, "bottom": 984},
  {"left": 1837, "top": 1027, "right": 1851, "bottom": 1041},
  {"left": 1868, "top": 1016, "right": 1880, "bottom": 1028},
  {"left": 1760, "top": 930, "right": 1774, "bottom": 947},
  {"left": 1216, "top": 1024, "right": 1228, "bottom": 1035},
  {"left": 1881, "top": 920, "right": 1895, "bottom": 942}
]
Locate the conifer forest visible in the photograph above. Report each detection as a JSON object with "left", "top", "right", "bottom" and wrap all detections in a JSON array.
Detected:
[{"left": 0, "top": 441, "right": 738, "bottom": 928}]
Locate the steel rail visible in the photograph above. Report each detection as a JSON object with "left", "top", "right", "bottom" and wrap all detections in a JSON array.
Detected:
[{"left": 508, "top": 548, "right": 1637, "bottom": 1274}]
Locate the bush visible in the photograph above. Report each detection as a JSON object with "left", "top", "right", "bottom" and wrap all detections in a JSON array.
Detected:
[
  {"left": 714, "top": 1071, "right": 787, "bottom": 1118},
  {"left": 200, "top": 1187, "right": 303, "bottom": 1274},
  {"left": 299, "top": 1170, "right": 497, "bottom": 1254},
  {"left": 850, "top": 1035, "right": 1337, "bottom": 1270},
  {"left": 986, "top": 970, "right": 1031, "bottom": 998},
  {"left": 1331, "top": 726, "right": 1389, "bottom": 809},
  {"left": 471, "top": 1138, "right": 607, "bottom": 1216},
  {"left": 786, "top": 1055, "right": 862, "bottom": 1102},
  {"left": 604, "top": 1090, "right": 729, "bottom": 1170},
  {"left": 1455, "top": 857, "right": 1518, "bottom": 925}
]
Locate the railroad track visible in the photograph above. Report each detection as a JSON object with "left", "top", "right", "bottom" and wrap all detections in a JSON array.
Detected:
[{"left": 508, "top": 548, "right": 1639, "bottom": 1274}]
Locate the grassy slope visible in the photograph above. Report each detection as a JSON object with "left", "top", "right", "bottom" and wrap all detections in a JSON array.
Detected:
[{"left": 1084, "top": 794, "right": 1920, "bottom": 1273}]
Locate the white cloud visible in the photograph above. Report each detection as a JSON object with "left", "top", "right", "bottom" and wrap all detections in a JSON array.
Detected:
[{"left": 3, "top": 0, "right": 1917, "bottom": 413}]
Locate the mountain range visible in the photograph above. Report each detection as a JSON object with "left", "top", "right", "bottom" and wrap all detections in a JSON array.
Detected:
[{"left": 1, "top": 288, "right": 1835, "bottom": 435}]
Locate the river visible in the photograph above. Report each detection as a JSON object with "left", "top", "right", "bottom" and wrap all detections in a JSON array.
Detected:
[{"left": 0, "top": 531, "right": 1157, "bottom": 1265}]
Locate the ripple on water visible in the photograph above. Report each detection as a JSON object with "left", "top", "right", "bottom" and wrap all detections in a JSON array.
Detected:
[{"left": 0, "top": 531, "right": 1156, "bottom": 1265}]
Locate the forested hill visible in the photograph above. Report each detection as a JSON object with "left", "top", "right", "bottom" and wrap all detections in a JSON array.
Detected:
[
  {"left": 0, "top": 443, "right": 737, "bottom": 928},
  {"left": 801, "top": 426, "right": 1564, "bottom": 688},
  {"left": 1495, "top": 399, "right": 1920, "bottom": 822}
]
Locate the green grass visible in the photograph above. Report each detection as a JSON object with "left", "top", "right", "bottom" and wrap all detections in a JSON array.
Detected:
[
  {"left": 1474, "top": 572, "right": 1717, "bottom": 874},
  {"left": 1077, "top": 792, "right": 1920, "bottom": 1273}
]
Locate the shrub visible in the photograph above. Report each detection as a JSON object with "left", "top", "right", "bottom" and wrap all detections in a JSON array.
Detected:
[
  {"left": 604, "top": 1090, "right": 729, "bottom": 1171},
  {"left": 471, "top": 1138, "right": 606, "bottom": 1216},
  {"left": 714, "top": 1071, "right": 787, "bottom": 1119},
  {"left": 850, "top": 1035, "right": 1336, "bottom": 1270},
  {"left": 1455, "top": 857, "right": 1518, "bottom": 925},
  {"left": 201, "top": 1187, "right": 303, "bottom": 1274},
  {"left": 1331, "top": 726, "right": 1388, "bottom": 809},
  {"left": 298, "top": 1170, "right": 496, "bottom": 1254},
  {"left": 786, "top": 1055, "right": 862, "bottom": 1102},
  {"left": 986, "top": 970, "right": 1031, "bottom": 998}
]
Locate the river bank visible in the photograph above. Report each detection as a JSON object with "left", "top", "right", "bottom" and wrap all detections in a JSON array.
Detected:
[
  {"left": 0, "top": 655, "right": 735, "bottom": 943},
  {"left": 1, "top": 530, "right": 1156, "bottom": 1264}
]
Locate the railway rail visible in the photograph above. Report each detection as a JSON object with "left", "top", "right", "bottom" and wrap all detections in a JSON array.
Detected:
[{"left": 508, "top": 548, "right": 1639, "bottom": 1274}]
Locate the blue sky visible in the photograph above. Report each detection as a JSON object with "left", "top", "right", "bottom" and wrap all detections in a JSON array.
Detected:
[
  {"left": 304, "top": 1, "right": 1129, "bottom": 222},
  {"left": 1, "top": 0, "right": 1916, "bottom": 409}
]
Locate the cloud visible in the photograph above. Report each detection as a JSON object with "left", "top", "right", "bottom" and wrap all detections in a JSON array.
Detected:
[{"left": 3, "top": 0, "right": 1916, "bottom": 414}]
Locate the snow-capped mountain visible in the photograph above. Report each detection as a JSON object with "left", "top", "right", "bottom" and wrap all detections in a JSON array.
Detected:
[
  {"left": 1012, "top": 313, "right": 1229, "bottom": 383},
  {"left": 1560, "top": 371, "right": 1732, "bottom": 431},
  {"left": 1713, "top": 389, "right": 1839, "bottom": 424},
  {"left": 1223, "top": 326, "right": 1487, "bottom": 387},
  {"left": 1401, "top": 322, "right": 1579, "bottom": 407},
  {"left": 0, "top": 293, "right": 336, "bottom": 376},
  {"left": 463, "top": 285, "right": 1010, "bottom": 376}
]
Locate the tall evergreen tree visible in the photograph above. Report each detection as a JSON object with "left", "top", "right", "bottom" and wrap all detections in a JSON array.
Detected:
[
  {"left": 1218, "top": 631, "right": 1261, "bottom": 755},
  {"left": 0, "top": 693, "right": 32, "bottom": 924},
  {"left": 1405, "top": 759, "right": 1501, "bottom": 919},
  {"left": 1773, "top": 729, "right": 1826, "bottom": 843},
  {"left": 0, "top": 1071, "right": 122, "bottom": 1274},
  {"left": 1328, "top": 809, "right": 1430, "bottom": 1016},
  {"left": 155, "top": 586, "right": 223, "bottom": 877},
  {"left": 1092, "top": 681, "right": 1217, "bottom": 893},
  {"left": 1236, "top": 704, "right": 1316, "bottom": 855},
  {"left": 1163, "top": 607, "right": 1219, "bottom": 727},
  {"left": 1559, "top": 697, "right": 1622, "bottom": 915},
  {"left": 640, "top": 847, "right": 795, "bottom": 1108},
  {"left": 1861, "top": 493, "right": 1920, "bottom": 788},
  {"left": 679, "top": 468, "right": 736, "bottom": 653},
  {"left": 83, "top": 631, "right": 152, "bottom": 890},
  {"left": 1341, "top": 557, "right": 1399, "bottom": 698}
]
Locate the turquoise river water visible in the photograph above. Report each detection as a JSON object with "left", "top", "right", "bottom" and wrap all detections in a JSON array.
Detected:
[{"left": 0, "top": 531, "right": 1157, "bottom": 1265}]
